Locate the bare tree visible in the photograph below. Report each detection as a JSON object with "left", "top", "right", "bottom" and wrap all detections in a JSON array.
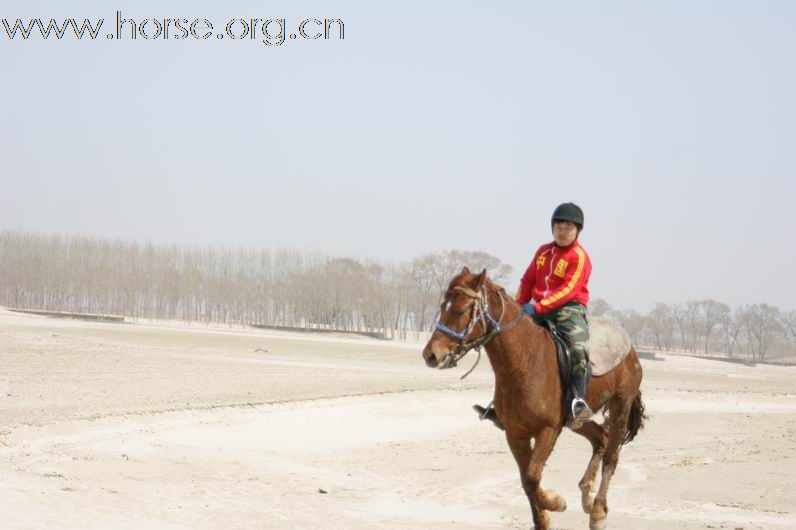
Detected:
[
  {"left": 589, "top": 298, "right": 612, "bottom": 318},
  {"left": 672, "top": 303, "right": 688, "bottom": 352},
  {"left": 624, "top": 310, "right": 646, "bottom": 345},
  {"left": 683, "top": 300, "right": 704, "bottom": 353},
  {"left": 698, "top": 299, "right": 730, "bottom": 354},
  {"left": 647, "top": 303, "right": 674, "bottom": 350},
  {"left": 783, "top": 310, "right": 796, "bottom": 357},
  {"left": 739, "top": 304, "right": 782, "bottom": 361},
  {"left": 719, "top": 307, "right": 745, "bottom": 357}
]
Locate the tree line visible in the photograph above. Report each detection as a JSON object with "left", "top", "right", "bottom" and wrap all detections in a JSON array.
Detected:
[
  {"left": 0, "top": 230, "right": 511, "bottom": 340},
  {"left": 589, "top": 298, "right": 796, "bottom": 362},
  {"left": 1, "top": 230, "right": 793, "bottom": 360}
]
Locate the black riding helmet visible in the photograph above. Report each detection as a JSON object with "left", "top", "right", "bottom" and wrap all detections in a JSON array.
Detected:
[{"left": 551, "top": 202, "right": 584, "bottom": 232}]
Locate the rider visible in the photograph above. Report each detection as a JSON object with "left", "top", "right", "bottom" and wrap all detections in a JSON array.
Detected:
[
  {"left": 475, "top": 202, "right": 593, "bottom": 429},
  {"left": 520, "top": 202, "right": 593, "bottom": 426}
]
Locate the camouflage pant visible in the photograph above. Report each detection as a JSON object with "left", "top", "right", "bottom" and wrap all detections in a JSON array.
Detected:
[{"left": 537, "top": 302, "right": 590, "bottom": 378}]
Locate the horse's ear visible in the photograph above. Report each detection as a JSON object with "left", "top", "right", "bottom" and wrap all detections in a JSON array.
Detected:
[
  {"left": 472, "top": 268, "right": 487, "bottom": 289},
  {"left": 460, "top": 266, "right": 471, "bottom": 276}
]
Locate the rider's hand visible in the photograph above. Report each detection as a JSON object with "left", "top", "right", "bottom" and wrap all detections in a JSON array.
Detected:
[{"left": 522, "top": 303, "right": 537, "bottom": 317}]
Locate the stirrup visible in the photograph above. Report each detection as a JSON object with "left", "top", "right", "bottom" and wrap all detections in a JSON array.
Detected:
[{"left": 569, "top": 398, "right": 593, "bottom": 429}]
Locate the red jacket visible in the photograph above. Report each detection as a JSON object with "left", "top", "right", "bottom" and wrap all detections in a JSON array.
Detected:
[{"left": 517, "top": 240, "right": 591, "bottom": 314}]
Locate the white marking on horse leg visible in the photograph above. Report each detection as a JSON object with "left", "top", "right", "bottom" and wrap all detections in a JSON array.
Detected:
[
  {"left": 580, "top": 480, "right": 596, "bottom": 514},
  {"left": 579, "top": 448, "right": 602, "bottom": 513},
  {"left": 590, "top": 462, "right": 616, "bottom": 525}
]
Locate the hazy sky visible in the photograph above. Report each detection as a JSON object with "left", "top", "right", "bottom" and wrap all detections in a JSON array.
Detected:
[{"left": 2, "top": 1, "right": 794, "bottom": 311}]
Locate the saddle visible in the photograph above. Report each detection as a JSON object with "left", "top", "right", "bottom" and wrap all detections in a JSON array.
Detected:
[{"left": 585, "top": 317, "right": 633, "bottom": 376}]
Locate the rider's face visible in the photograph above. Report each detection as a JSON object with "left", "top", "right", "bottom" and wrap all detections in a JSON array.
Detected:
[{"left": 553, "top": 221, "right": 578, "bottom": 247}]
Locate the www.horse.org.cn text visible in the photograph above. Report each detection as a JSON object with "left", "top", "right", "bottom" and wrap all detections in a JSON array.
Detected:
[{"left": 1, "top": 11, "right": 345, "bottom": 47}]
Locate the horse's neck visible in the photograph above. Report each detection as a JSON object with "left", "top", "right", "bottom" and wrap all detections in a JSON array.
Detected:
[
  {"left": 482, "top": 297, "right": 550, "bottom": 386},
  {"left": 485, "top": 320, "right": 541, "bottom": 371}
]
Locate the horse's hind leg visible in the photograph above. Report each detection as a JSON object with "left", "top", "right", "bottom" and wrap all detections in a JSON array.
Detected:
[
  {"left": 590, "top": 398, "right": 631, "bottom": 530},
  {"left": 506, "top": 428, "right": 566, "bottom": 530},
  {"left": 572, "top": 419, "right": 608, "bottom": 513}
]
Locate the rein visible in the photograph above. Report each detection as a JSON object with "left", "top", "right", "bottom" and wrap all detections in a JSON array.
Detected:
[{"left": 434, "top": 283, "right": 525, "bottom": 379}]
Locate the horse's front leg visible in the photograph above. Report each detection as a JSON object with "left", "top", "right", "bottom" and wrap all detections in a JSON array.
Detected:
[{"left": 506, "top": 427, "right": 566, "bottom": 530}]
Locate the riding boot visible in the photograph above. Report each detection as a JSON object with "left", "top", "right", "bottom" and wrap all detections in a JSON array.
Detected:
[
  {"left": 473, "top": 404, "right": 505, "bottom": 431},
  {"left": 569, "top": 369, "right": 593, "bottom": 429}
]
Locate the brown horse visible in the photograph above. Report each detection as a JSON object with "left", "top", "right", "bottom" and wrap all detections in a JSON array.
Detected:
[{"left": 422, "top": 267, "right": 645, "bottom": 530}]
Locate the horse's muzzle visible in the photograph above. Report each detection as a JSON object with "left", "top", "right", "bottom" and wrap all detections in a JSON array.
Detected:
[
  {"left": 422, "top": 346, "right": 439, "bottom": 368},
  {"left": 423, "top": 345, "right": 460, "bottom": 369}
]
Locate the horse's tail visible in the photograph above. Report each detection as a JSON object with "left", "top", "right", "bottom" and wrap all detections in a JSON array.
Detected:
[{"left": 623, "top": 391, "right": 647, "bottom": 445}]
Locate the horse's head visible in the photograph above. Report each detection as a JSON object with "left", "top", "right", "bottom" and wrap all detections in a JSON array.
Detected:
[{"left": 422, "top": 266, "right": 492, "bottom": 369}]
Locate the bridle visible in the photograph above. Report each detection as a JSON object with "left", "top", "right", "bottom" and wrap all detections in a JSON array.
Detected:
[{"left": 433, "top": 282, "right": 525, "bottom": 377}]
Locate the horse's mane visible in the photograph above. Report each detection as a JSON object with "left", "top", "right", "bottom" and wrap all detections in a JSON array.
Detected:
[
  {"left": 450, "top": 269, "right": 513, "bottom": 303},
  {"left": 448, "top": 270, "right": 524, "bottom": 320}
]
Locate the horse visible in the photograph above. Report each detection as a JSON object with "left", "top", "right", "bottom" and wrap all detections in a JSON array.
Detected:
[{"left": 422, "top": 267, "right": 645, "bottom": 530}]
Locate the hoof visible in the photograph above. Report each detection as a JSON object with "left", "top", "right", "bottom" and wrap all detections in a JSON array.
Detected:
[
  {"left": 590, "top": 504, "right": 608, "bottom": 530},
  {"left": 539, "top": 489, "right": 567, "bottom": 512},
  {"left": 532, "top": 509, "right": 551, "bottom": 530},
  {"left": 546, "top": 495, "right": 567, "bottom": 512},
  {"left": 589, "top": 518, "right": 607, "bottom": 530}
]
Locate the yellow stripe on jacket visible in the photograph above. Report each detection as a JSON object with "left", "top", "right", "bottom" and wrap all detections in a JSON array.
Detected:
[{"left": 540, "top": 246, "right": 585, "bottom": 307}]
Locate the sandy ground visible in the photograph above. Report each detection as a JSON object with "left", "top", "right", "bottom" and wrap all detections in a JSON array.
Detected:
[{"left": 1, "top": 307, "right": 795, "bottom": 530}]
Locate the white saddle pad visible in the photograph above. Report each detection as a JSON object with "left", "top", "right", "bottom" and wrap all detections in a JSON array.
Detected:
[{"left": 588, "top": 317, "right": 632, "bottom": 376}]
